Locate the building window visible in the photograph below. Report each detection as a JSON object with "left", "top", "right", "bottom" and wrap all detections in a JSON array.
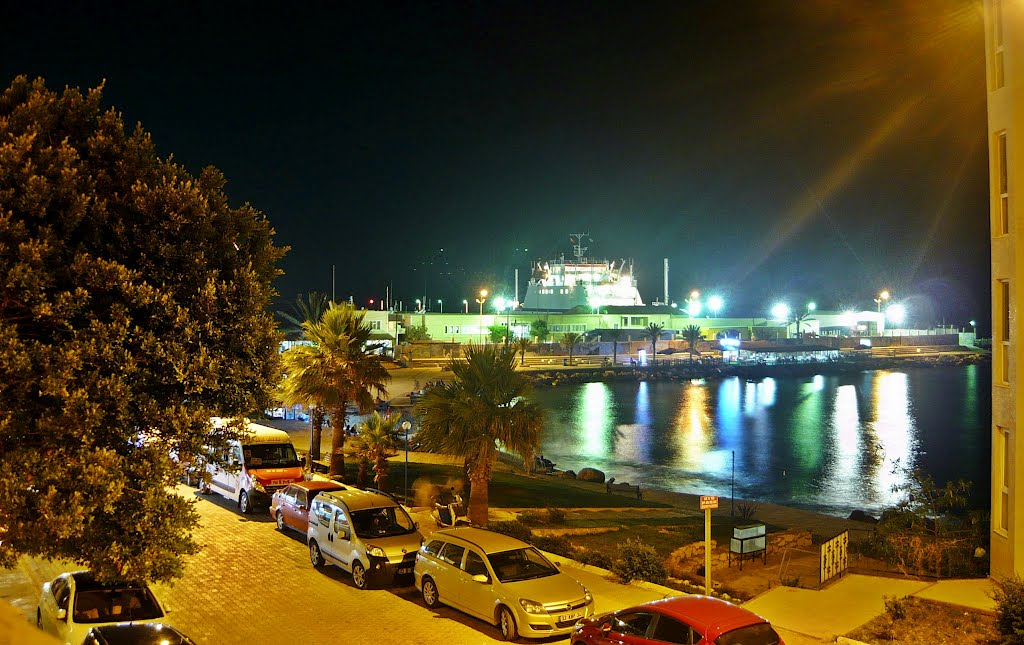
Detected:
[
  {"left": 997, "top": 131, "right": 1009, "bottom": 235},
  {"left": 369, "top": 320, "right": 382, "bottom": 330},
  {"left": 996, "top": 426, "right": 1011, "bottom": 534},
  {"left": 1000, "top": 279, "right": 1010, "bottom": 384},
  {"left": 993, "top": 0, "right": 1005, "bottom": 89},
  {"left": 444, "top": 325, "right": 460, "bottom": 334}
]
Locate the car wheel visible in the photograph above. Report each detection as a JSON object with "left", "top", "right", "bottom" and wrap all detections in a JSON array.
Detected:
[
  {"left": 309, "top": 540, "right": 325, "bottom": 569},
  {"left": 239, "top": 491, "right": 252, "bottom": 514},
  {"left": 499, "top": 606, "right": 518, "bottom": 641},
  {"left": 352, "top": 561, "right": 368, "bottom": 590},
  {"left": 421, "top": 577, "right": 439, "bottom": 608},
  {"left": 275, "top": 511, "right": 286, "bottom": 531}
]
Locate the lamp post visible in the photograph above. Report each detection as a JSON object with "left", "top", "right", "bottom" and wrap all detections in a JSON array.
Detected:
[
  {"left": 476, "top": 289, "right": 488, "bottom": 344},
  {"left": 401, "top": 420, "right": 412, "bottom": 503},
  {"left": 415, "top": 298, "right": 422, "bottom": 313},
  {"left": 437, "top": 299, "right": 443, "bottom": 314},
  {"left": 874, "top": 290, "right": 890, "bottom": 313},
  {"left": 687, "top": 290, "right": 701, "bottom": 317}
]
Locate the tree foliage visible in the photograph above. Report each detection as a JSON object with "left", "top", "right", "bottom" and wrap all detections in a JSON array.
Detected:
[
  {"left": 279, "top": 304, "right": 390, "bottom": 477},
  {"left": 404, "top": 321, "right": 431, "bottom": 342},
  {"left": 349, "top": 411, "right": 402, "bottom": 491},
  {"left": 643, "top": 322, "right": 664, "bottom": 363},
  {"left": 562, "top": 332, "right": 581, "bottom": 364},
  {"left": 514, "top": 336, "right": 530, "bottom": 366},
  {"left": 530, "top": 319, "right": 549, "bottom": 342},
  {"left": 413, "top": 344, "right": 543, "bottom": 526},
  {"left": 275, "top": 291, "right": 329, "bottom": 339},
  {"left": 681, "top": 324, "right": 704, "bottom": 357},
  {"left": 0, "top": 77, "right": 285, "bottom": 582}
]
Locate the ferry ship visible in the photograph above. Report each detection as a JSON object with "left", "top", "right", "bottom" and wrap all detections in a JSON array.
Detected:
[{"left": 522, "top": 234, "right": 644, "bottom": 311}]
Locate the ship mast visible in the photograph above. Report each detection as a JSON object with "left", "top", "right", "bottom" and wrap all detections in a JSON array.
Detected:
[{"left": 569, "top": 233, "right": 589, "bottom": 263}]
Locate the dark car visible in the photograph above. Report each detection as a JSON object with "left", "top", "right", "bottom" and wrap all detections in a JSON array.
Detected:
[
  {"left": 270, "top": 479, "right": 348, "bottom": 533},
  {"left": 84, "top": 623, "right": 196, "bottom": 645},
  {"left": 571, "top": 595, "right": 784, "bottom": 645}
]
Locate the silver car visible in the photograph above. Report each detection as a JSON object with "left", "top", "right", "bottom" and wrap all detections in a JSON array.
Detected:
[
  {"left": 414, "top": 527, "right": 594, "bottom": 640},
  {"left": 37, "top": 571, "right": 166, "bottom": 645}
]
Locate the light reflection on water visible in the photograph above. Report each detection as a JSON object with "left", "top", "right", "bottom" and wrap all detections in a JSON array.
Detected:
[{"left": 534, "top": 366, "right": 990, "bottom": 517}]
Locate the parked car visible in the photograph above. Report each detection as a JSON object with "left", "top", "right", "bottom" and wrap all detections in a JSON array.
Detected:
[
  {"left": 37, "top": 571, "right": 166, "bottom": 645},
  {"left": 271, "top": 480, "right": 348, "bottom": 533},
  {"left": 84, "top": 623, "right": 196, "bottom": 645},
  {"left": 414, "top": 527, "right": 594, "bottom": 641},
  {"left": 307, "top": 489, "right": 423, "bottom": 589},
  {"left": 570, "top": 595, "right": 784, "bottom": 645}
]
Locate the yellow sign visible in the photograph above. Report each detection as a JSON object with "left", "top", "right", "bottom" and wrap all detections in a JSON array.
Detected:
[{"left": 700, "top": 495, "right": 719, "bottom": 510}]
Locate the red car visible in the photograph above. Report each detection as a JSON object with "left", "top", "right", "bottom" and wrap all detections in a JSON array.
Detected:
[
  {"left": 270, "top": 480, "right": 348, "bottom": 533},
  {"left": 571, "top": 595, "right": 784, "bottom": 645}
]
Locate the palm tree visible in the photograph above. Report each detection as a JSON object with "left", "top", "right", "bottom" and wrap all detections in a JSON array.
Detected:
[
  {"left": 514, "top": 336, "right": 531, "bottom": 366},
  {"left": 562, "top": 332, "right": 581, "bottom": 365},
  {"left": 606, "top": 328, "right": 623, "bottom": 365},
  {"left": 682, "top": 324, "right": 704, "bottom": 359},
  {"left": 414, "top": 344, "right": 544, "bottom": 526},
  {"left": 279, "top": 304, "right": 390, "bottom": 478},
  {"left": 350, "top": 412, "right": 402, "bottom": 491},
  {"left": 643, "top": 322, "right": 664, "bottom": 364},
  {"left": 276, "top": 291, "right": 330, "bottom": 339}
]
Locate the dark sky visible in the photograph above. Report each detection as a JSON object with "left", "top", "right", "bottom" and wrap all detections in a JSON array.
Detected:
[{"left": 4, "top": 1, "right": 990, "bottom": 328}]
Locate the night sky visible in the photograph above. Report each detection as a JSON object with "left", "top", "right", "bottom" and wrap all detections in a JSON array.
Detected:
[{"left": 3, "top": 1, "right": 990, "bottom": 329}]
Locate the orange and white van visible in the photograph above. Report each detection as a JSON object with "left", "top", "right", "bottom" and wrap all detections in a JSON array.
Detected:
[{"left": 200, "top": 420, "right": 305, "bottom": 514}]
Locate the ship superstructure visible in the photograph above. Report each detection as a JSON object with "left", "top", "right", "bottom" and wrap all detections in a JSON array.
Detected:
[{"left": 522, "top": 234, "right": 644, "bottom": 310}]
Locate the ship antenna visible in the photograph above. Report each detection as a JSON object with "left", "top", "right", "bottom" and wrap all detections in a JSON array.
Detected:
[{"left": 569, "top": 232, "right": 589, "bottom": 262}]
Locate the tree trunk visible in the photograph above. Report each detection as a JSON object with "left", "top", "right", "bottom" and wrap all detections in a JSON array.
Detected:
[
  {"left": 374, "top": 458, "right": 389, "bottom": 491},
  {"left": 612, "top": 341, "right": 617, "bottom": 365},
  {"left": 328, "top": 402, "right": 347, "bottom": 479},
  {"left": 311, "top": 407, "right": 325, "bottom": 461},
  {"left": 467, "top": 448, "right": 495, "bottom": 527}
]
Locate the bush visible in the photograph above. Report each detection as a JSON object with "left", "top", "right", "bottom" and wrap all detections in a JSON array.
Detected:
[
  {"left": 546, "top": 507, "right": 566, "bottom": 524},
  {"left": 885, "top": 595, "right": 909, "bottom": 621},
  {"left": 518, "top": 509, "right": 547, "bottom": 526},
  {"left": 612, "top": 537, "right": 667, "bottom": 584},
  {"left": 577, "top": 550, "right": 614, "bottom": 570},
  {"left": 489, "top": 520, "right": 533, "bottom": 543},
  {"left": 995, "top": 576, "right": 1024, "bottom": 644},
  {"left": 532, "top": 534, "right": 573, "bottom": 558},
  {"left": 737, "top": 503, "right": 758, "bottom": 521}
]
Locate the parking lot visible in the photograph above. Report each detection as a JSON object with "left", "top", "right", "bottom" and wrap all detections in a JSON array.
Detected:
[{"left": 10, "top": 485, "right": 671, "bottom": 645}]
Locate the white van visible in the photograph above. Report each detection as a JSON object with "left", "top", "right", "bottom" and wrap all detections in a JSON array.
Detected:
[
  {"left": 307, "top": 489, "right": 423, "bottom": 589},
  {"left": 199, "top": 420, "right": 305, "bottom": 514}
]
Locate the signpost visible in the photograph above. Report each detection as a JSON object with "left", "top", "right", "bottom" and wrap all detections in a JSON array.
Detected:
[{"left": 700, "top": 495, "right": 718, "bottom": 595}]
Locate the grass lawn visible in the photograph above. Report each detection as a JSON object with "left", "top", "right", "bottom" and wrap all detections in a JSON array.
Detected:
[{"left": 374, "top": 461, "right": 672, "bottom": 509}]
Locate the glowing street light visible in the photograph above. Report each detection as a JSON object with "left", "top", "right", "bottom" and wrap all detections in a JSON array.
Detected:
[
  {"left": 437, "top": 299, "right": 443, "bottom": 313},
  {"left": 463, "top": 299, "right": 468, "bottom": 314},
  {"left": 476, "top": 289, "right": 488, "bottom": 344},
  {"left": 686, "top": 290, "right": 701, "bottom": 317},
  {"left": 708, "top": 295, "right": 724, "bottom": 317},
  {"left": 771, "top": 302, "right": 791, "bottom": 321},
  {"left": 886, "top": 303, "right": 906, "bottom": 326},
  {"left": 874, "top": 290, "right": 890, "bottom": 313},
  {"left": 415, "top": 298, "right": 422, "bottom": 312}
]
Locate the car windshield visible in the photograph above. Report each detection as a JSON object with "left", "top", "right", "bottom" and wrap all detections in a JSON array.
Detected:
[
  {"left": 243, "top": 443, "right": 301, "bottom": 468},
  {"left": 73, "top": 587, "right": 163, "bottom": 624},
  {"left": 350, "top": 506, "right": 416, "bottom": 537},
  {"left": 715, "top": 622, "right": 781, "bottom": 645},
  {"left": 487, "top": 547, "right": 558, "bottom": 583}
]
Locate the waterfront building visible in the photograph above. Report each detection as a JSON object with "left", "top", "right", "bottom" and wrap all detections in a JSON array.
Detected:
[{"left": 985, "top": 0, "right": 1023, "bottom": 580}]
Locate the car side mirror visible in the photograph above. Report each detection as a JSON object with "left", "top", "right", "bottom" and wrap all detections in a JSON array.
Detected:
[
  {"left": 56, "top": 608, "right": 67, "bottom": 621},
  {"left": 471, "top": 574, "right": 489, "bottom": 584}
]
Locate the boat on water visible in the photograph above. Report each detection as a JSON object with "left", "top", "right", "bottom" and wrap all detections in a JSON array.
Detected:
[{"left": 522, "top": 233, "right": 644, "bottom": 311}]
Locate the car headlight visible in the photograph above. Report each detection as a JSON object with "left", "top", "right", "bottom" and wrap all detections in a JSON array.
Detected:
[
  {"left": 250, "top": 478, "right": 266, "bottom": 493},
  {"left": 584, "top": 588, "right": 593, "bottom": 604},
  {"left": 367, "top": 546, "right": 386, "bottom": 558},
  {"left": 519, "top": 598, "right": 545, "bottom": 614}
]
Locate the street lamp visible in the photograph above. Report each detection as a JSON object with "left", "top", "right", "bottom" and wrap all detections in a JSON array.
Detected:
[
  {"left": 476, "top": 289, "right": 488, "bottom": 344},
  {"left": 401, "top": 420, "right": 412, "bottom": 503},
  {"left": 686, "top": 290, "right": 701, "bottom": 317},
  {"left": 415, "top": 298, "right": 422, "bottom": 313},
  {"left": 463, "top": 299, "right": 468, "bottom": 314},
  {"left": 874, "top": 290, "right": 890, "bottom": 313},
  {"left": 437, "top": 299, "right": 443, "bottom": 314},
  {"left": 708, "top": 295, "right": 724, "bottom": 317}
]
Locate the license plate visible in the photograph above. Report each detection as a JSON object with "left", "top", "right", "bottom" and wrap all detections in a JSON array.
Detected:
[
  {"left": 271, "top": 479, "right": 292, "bottom": 485},
  {"left": 397, "top": 567, "right": 413, "bottom": 575},
  {"left": 558, "top": 611, "right": 582, "bottom": 623}
]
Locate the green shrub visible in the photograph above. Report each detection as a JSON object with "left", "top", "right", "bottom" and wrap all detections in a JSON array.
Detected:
[
  {"left": 995, "top": 576, "right": 1024, "bottom": 644},
  {"left": 546, "top": 507, "right": 566, "bottom": 524},
  {"left": 532, "top": 534, "right": 573, "bottom": 558},
  {"left": 737, "top": 503, "right": 758, "bottom": 521},
  {"left": 577, "top": 550, "right": 614, "bottom": 570},
  {"left": 489, "top": 520, "right": 533, "bottom": 543},
  {"left": 612, "top": 537, "right": 667, "bottom": 584}
]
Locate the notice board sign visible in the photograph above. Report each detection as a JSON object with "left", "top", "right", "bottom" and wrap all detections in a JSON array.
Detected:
[{"left": 700, "top": 495, "right": 719, "bottom": 510}]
